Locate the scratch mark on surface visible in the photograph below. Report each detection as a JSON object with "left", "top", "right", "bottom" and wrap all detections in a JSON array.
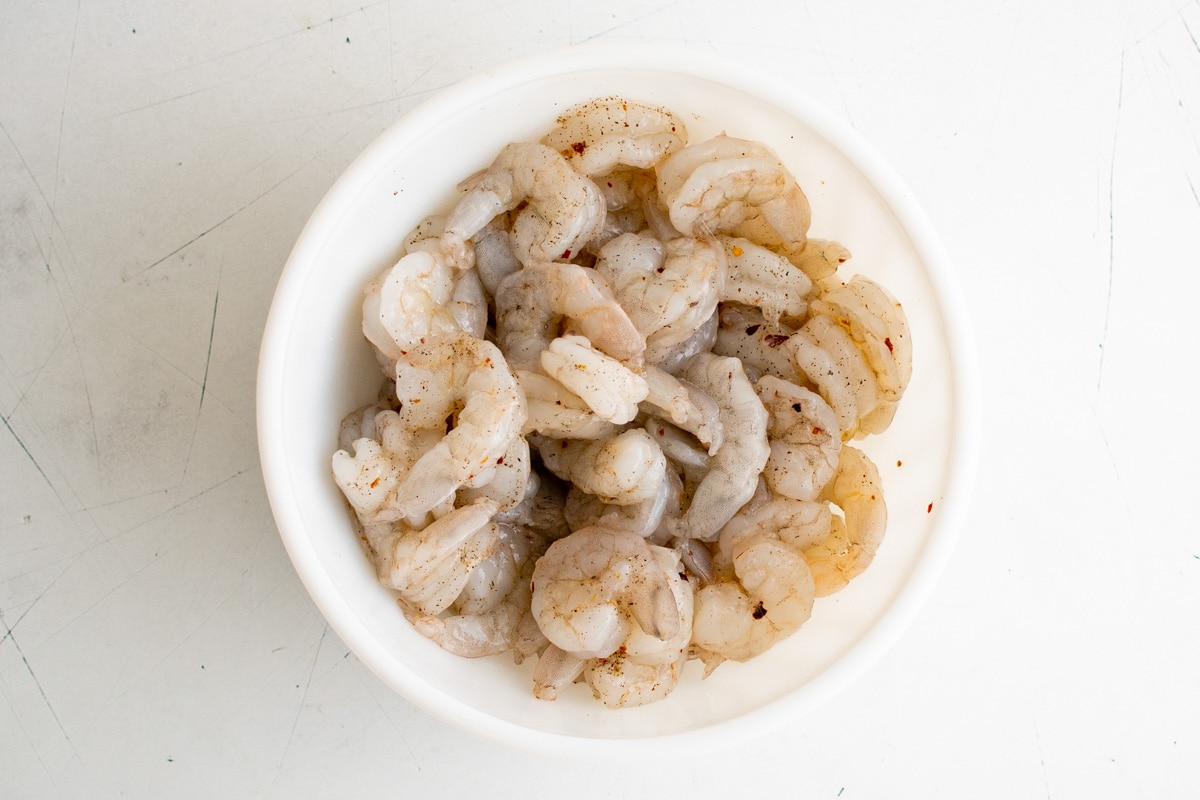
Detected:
[
  {"left": 1, "top": 413, "right": 62, "bottom": 504},
  {"left": 279, "top": 625, "right": 328, "bottom": 769},
  {"left": 0, "top": 610, "right": 80, "bottom": 761},
  {"left": 198, "top": 288, "right": 220, "bottom": 413},
  {"left": 1097, "top": 53, "right": 1124, "bottom": 395},
  {"left": 1182, "top": 13, "right": 1200, "bottom": 52},
  {"left": 51, "top": 0, "right": 83, "bottom": 216}
]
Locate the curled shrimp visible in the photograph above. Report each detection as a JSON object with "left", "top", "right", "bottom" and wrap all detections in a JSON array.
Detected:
[
  {"left": 494, "top": 261, "right": 645, "bottom": 371},
  {"left": 711, "top": 304, "right": 798, "bottom": 382},
  {"left": 805, "top": 445, "right": 887, "bottom": 596},
  {"left": 672, "top": 352, "right": 770, "bottom": 540},
  {"left": 641, "top": 364, "right": 723, "bottom": 454},
  {"left": 563, "top": 466, "right": 683, "bottom": 540},
  {"left": 533, "top": 428, "right": 667, "bottom": 507},
  {"left": 441, "top": 141, "right": 607, "bottom": 268},
  {"left": 544, "top": 96, "right": 687, "bottom": 177},
  {"left": 757, "top": 375, "right": 842, "bottom": 502},
  {"left": 719, "top": 235, "right": 812, "bottom": 324},
  {"left": 791, "top": 313, "right": 882, "bottom": 438},
  {"left": 515, "top": 369, "right": 618, "bottom": 440},
  {"left": 372, "top": 497, "right": 501, "bottom": 616},
  {"left": 539, "top": 334, "right": 649, "bottom": 424},
  {"left": 388, "top": 333, "right": 526, "bottom": 519},
  {"left": 656, "top": 134, "right": 811, "bottom": 252},
  {"left": 594, "top": 232, "right": 724, "bottom": 364},
  {"left": 530, "top": 526, "right": 686, "bottom": 659},
  {"left": 692, "top": 531, "right": 815, "bottom": 665},
  {"left": 361, "top": 250, "right": 458, "bottom": 370},
  {"left": 810, "top": 275, "right": 912, "bottom": 435}
]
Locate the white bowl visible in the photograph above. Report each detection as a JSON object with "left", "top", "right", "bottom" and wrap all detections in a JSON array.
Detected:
[{"left": 257, "top": 41, "right": 980, "bottom": 758}]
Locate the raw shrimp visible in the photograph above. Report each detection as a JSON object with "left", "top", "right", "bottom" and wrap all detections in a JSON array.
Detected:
[
  {"left": 441, "top": 141, "right": 607, "bottom": 268},
  {"left": 493, "top": 261, "right": 644, "bottom": 371},
  {"left": 389, "top": 333, "right": 526, "bottom": 519},
  {"left": 641, "top": 364, "right": 723, "bottom": 454},
  {"left": 373, "top": 497, "right": 501, "bottom": 615},
  {"left": 810, "top": 275, "right": 912, "bottom": 404},
  {"left": 717, "top": 489, "right": 832, "bottom": 561},
  {"left": 757, "top": 375, "right": 841, "bottom": 502},
  {"left": 530, "top": 526, "right": 685, "bottom": 659},
  {"left": 332, "top": 409, "right": 440, "bottom": 527},
  {"left": 805, "top": 445, "right": 887, "bottom": 596},
  {"left": 691, "top": 531, "right": 815, "bottom": 664},
  {"left": 457, "top": 433, "right": 531, "bottom": 514},
  {"left": 539, "top": 335, "right": 649, "bottom": 424},
  {"left": 533, "top": 429, "right": 667, "bottom": 506},
  {"left": 472, "top": 216, "right": 522, "bottom": 297},
  {"left": 515, "top": 369, "right": 618, "bottom": 440},
  {"left": 653, "top": 310, "right": 718, "bottom": 375},
  {"left": 712, "top": 304, "right": 797, "bottom": 382},
  {"left": 583, "top": 544, "right": 693, "bottom": 707},
  {"left": 361, "top": 250, "right": 458, "bottom": 368},
  {"left": 672, "top": 353, "right": 770, "bottom": 540},
  {"left": 719, "top": 236, "right": 812, "bottom": 323},
  {"left": 594, "top": 232, "right": 724, "bottom": 364},
  {"left": 544, "top": 97, "right": 687, "bottom": 177},
  {"left": 656, "top": 134, "right": 811, "bottom": 252},
  {"left": 791, "top": 313, "right": 882, "bottom": 437},
  {"left": 408, "top": 580, "right": 528, "bottom": 658},
  {"left": 563, "top": 467, "right": 683, "bottom": 540}
]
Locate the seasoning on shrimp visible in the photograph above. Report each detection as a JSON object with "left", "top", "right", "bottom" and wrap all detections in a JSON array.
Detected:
[{"left": 330, "top": 96, "right": 913, "bottom": 708}]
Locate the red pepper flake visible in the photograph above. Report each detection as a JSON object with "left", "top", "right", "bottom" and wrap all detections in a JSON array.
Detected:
[
  {"left": 496, "top": 456, "right": 504, "bottom": 465},
  {"left": 751, "top": 601, "right": 767, "bottom": 620},
  {"left": 764, "top": 333, "right": 789, "bottom": 348},
  {"left": 657, "top": 428, "right": 665, "bottom": 436},
  {"left": 369, "top": 477, "right": 380, "bottom": 489},
  {"left": 884, "top": 337, "right": 894, "bottom": 353},
  {"left": 571, "top": 141, "right": 587, "bottom": 155},
  {"left": 561, "top": 249, "right": 572, "bottom": 259},
  {"left": 812, "top": 426, "right": 821, "bottom": 435},
  {"left": 745, "top": 324, "right": 760, "bottom": 335},
  {"left": 731, "top": 245, "right": 744, "bottom": 257},
  {"left": 927, "top": 502, "right": 934, "bottom": 513},
  {"left": 896, "top": 459, "right": 902, "bottom": 467}
]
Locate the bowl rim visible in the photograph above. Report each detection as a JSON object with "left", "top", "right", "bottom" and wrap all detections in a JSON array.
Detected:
[{"left": 257, "top": 39, "right": 981, "bottom": 758}]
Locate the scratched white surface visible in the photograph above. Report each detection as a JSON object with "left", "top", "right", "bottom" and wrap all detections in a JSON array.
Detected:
[{"left": 2, "top": 0, "right": 1198, "bottom": 796}]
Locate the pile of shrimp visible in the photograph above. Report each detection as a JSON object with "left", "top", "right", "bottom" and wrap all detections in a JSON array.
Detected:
[{"left": 332, "top": 97, "right": 911, "bottom": 709}]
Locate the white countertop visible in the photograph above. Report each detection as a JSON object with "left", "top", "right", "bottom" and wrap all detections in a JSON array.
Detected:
[{"left": 3, "top": 1, "right": 1197, "bottom": 796}]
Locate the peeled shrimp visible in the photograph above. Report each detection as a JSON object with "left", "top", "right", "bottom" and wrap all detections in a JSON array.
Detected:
[
  {"left": 530, "top": 526, "right": 685, "bottom": 659},
  {"left": 594, "top": 232, "right": 724, "bottom": 364},
  {"left": 539, "top": 335, "right": 649, "bottom": 425},
  {"left": 494, "top": 261, "right": 645, "bottom": 371},
  {"left": 641, "top": 365, "right": 723, "bottom": 454},
  {"left": 544, "top": 97, "right": 687, "bottom": 177},
  {"left": 656, "top": 134, "right": 811, "bottom": 252},
  {"left": 441, "top": 141, "right": 607, "bottom": 268},
  {"left": 805, "top": 445, "right": 887, "bottom": 596},
  {"left": 756, "top": 375, "right": 841, "bottom": 502},
  {"left": 389, "top": 333, "right": 526, "bottom": 519},
  {"left": 809, "top": 275, "right": 913, "bottom": 404},
  {"left": 361, "top": 250, "right": 458, "bottom": 368},
  {"left": 692, "top": 531, "right": 815, "bottom": 664},
  {"left": 719, "top": 236, "right": 812, "bottom": 323},
  {"left": 563, "top": 466, "right": 682, "bottom": 540},
  {"left": 533, "top": 429, "right": 667, "bottom": 506},
  {"left": 791, "top": 313, "right": 882, "bottom": 438},
  {"left": 515, "top": 369, "right": 618, "bottom": 440},
  {"left": 673, "top": 353, "right": 770, "bottom": 540},
  {"left": 711, "top": 304, "right": 798, "bottom": 383},
  {"left": 372, "top": 497, "right": 501, "bottom": 615}
]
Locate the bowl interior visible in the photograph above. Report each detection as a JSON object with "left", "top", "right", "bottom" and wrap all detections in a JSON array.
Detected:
[{"left": 258, "top": 46, "right": 974, "bottom": 754}]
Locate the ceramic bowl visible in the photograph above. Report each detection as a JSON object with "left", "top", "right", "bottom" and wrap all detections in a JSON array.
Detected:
[{"left": 257, "top": 41, "right": 979, "bottom": 758}]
